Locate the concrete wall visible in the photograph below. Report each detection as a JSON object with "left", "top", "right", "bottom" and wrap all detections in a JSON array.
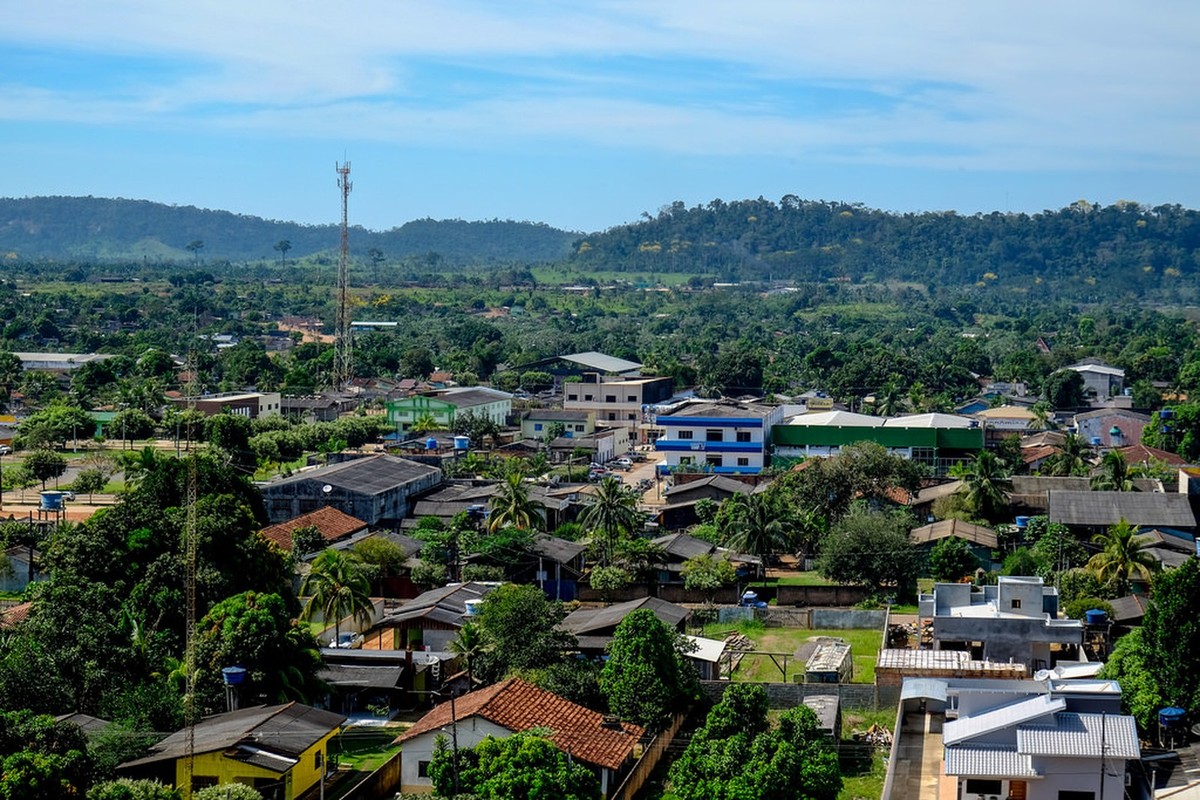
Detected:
[
  {"left": 810, "top": 609, "right": 888, "bottom": 630},
  {"left": 775, "top": 585, "right": 871, "bottom": 607}
]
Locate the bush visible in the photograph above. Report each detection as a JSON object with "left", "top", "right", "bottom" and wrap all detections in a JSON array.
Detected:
[
  {"left": 1063, "top": 597, "right": 1114, "bottom": 621},
  {"left": 195, "top": 785, "right": 263, "bottom": 800}
]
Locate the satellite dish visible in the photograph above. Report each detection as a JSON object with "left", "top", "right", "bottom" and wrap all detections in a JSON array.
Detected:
[{"left": 322, "top": 484, "right": 333, "bottom": 494}]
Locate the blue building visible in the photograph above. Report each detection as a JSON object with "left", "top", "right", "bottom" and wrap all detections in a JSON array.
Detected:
[{"left": 653, "top": 399, "right": 784, "bottom": 475}]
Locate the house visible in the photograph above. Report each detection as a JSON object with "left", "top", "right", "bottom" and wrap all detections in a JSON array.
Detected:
[
  {"left": 649, "top": 532, "right": 760, "bottom": 585},
  {"left": 562, "top": 373, "right": 674, "bottom": 443},
  {"left": 404, "top": 480, "right": 570, "bottom": 532},
  {"left": 260, "top": 454, "right": 442, "bottom": 527},
  {"left": 377, "top": 581, "right": 498, "bottom": 652},
  {"left": 1007, "top": 476, "right": 1161, "bottom": 517},
  {"left": 119, "top": 702, "right": 346, "bottom": 800},
  {"left": 513, "top": 351, "right": 645, "bottom": 379},
  {"left": 654, "top": 399, "right": 784, "bottom": 475},
  {"left": 1068, "top": 360, "right": 1126, "bottom": 402},
  {"left": 662, "top": 474, "right": 754, "bottom": 505},
  {"left": 919, "top": 576, "right": 1083, "bottom": 671},
  {"left": 54, "top": 713, "right": 113, "bottom": 739},
  {"left": 885, "top": 676, "right": 1139, "bottom": 800},
  {"left": 170, "top": 391, "right": 282, "bottom": 418},
  {"left": 386, "top": 387, "right": 512, "bottom": 434},
  {"left": 0, "top": 601, "right": 32, "bottom": 630},
  {"left": 1073, "top": 408, "right": 1149, "bottom": 448},
  {"left": 12, "top": 351, "right": 115, "bottom": 374},
  {"left": 547, "top": 426, "right": 631, "bottom": 465},
  {"left": 395, "top": 678, "right": 645, "bottom": 797},
  {"left": 520, "top": 408, "right": 595, "bottom": 441},
  {"left": 1047, "top": 490, "right": 1197, "bottom": 537},
  {"left": 560, "top": 596, "right": 689, "bottom": 656},
  {"left": 972, "top": 405, "right": 1039, "bottom": 446},
  {"left": 280, "top": 395, "right": 342, "bottom": 423},
  {"left": 909, "top": 519, "right": 998, "bottom": 570},
  {"left": 1118, "top": 442, "right": 1187, "bottom": 468},
  {"left": 258, "top": 507, "right": 369, "bottom": 555},
  {"left": 772, "top": 411, "right": 983, "bottom": 475}
]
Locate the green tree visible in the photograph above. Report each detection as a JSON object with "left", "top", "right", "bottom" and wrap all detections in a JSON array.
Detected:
[
  {"left": 1090, "top": 449, "right": 1134, "bottom": 491},
  {"left": 600, "top": 609, "right": 699, "bottom": 731},
  {"left": 87, "top": 779, "right": 181, "bottom": 800},
  {"left": 816, "top": 505, "right": 919, "bottom": 598},
  {"left": 588, "top": 565, "right": 630, "bottom": 603},
  {"left": 681, "top": 552, "right": 737, "bottom": 604},
  {"left": 289, "top": 525, "right": 325, "bottom": 560},
  {"left": 719, "top": 493, "right": 789, "bottom": 583},
  {"left": 23, "top": 448, "right": 68, "bottom": 490},
  {"left": 195, "top": 785, "right": 263, "bottom": 800},
  {"left": 300, "top": 549, "right": 375, "bottom": 647},
  {"left": 1042, "top": 369, "right": 1086, "bottom": 409},
  {"left": 1043, "top": 433, "right": 1092, "bottom": 477},
  {"left": 928, "top": 537, "right": 982, "bottom": 582},
  {"left": 953, "top": 450, "right": 1012, "bottom": 523},
  {"left": 448, "top": 620, "right": 490, "bottom": 688},
  {"left": 579, "top": 475, "right": 642, "bottom": 567},
  {"left": 475, "top": 584, "right": 575, "bottom": 680},
  {"left": 110, "top": 408, "right": 157, "bottom": 449},
  {"left": 1099, "top": 627, "right": 1163, "bottom": 728},
  {"left": 72, "top": 468, "right": 108, "bottom": 501},
  {"left": 273, "top": 239, "right": 291, "bottom": 266},
  {"left": 429, "top": 730, "right": 599, "bottom": 800},
  {"left": 1086, "top": 519, "right": 1158, "bottom": 595},
  {"left": 0, "top": 709, "right": 93, "bottom": 800}
]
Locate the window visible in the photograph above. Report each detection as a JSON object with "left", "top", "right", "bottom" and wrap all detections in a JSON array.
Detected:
[
  {"left": 606, "top": 395, "right": 617, "bottom": 403},
  {"left": 1011, "top": 599, "right": 1021, "bottom": 609},
  {"left": 964, "top": 779, "right": 1002, "bottom": 796},
  {"left": 627, "top": 413, "right": 636, "bottom": 420},
  {"left": 737, "top": 457, "right": 750, "bottom": 467},
  {"left": 736, "top": 431, "right": 752, "bottom": 442},
  {"left": 706, "top": 429, "right": 723, "bottom": 442},
  {"left": 574, "top": 425, "right": 585, "bottom": 432},
  {"left": 706, "top": 455, "right": 723, "bottom": 466},
  {"left": 192, "top": 777, "right": 218, "bottom": 791},
  {"left": 1058, "top": 793, "right": 1095, "bottom": 800},
  {"left": 627, "top": 395, "right": 637, "bottom": 402},
  {"left": 608, "top": 413, "right": 616, "bottom": 421},
  {"left": 534, "top": 423, "right": 543, "bottom": 431},
  {"left": 679, "top": 456, "right": 693, "bottom": 465},
  {"left": 567, "top": 393, "right": 578, "bottom": 401},
  {"left": 678, "top": 430, "right": 693, "bottom": 440},
  {"left": 418, "top": 761, "right": 431, "bottom": 778},
  {"left": 584, "top": 394, "right": 594, "bottom": 401}
]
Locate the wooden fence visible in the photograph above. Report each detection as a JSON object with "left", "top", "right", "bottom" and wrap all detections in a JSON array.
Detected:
[
  {"left": 611, "top": 712, "right": 687, "bottom": 800},
  {"left": 339, "top": 748, "right": 403, "bottom": 800}
]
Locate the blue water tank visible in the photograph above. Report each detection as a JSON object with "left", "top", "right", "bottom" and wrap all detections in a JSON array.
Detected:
[
  {"left": 39, "top": 491, "right": 63, "bottom": 511},
  {"left": 1085, "top": 609, "right": 1108, "bottom": 626},
  {"left": 1160, "top": 707, "right": 1187, "bottom": 728},
  {"left": 425, "top": 437, "right": 438, "bottom": 451},
  {"left": 221, "top": 666, "right": 247, "bottom": 686},
  {"left": 453, "top": 435, "right": 470, "bottom": 450},
  {"left": 1015, "top": 516, "right": 1030, "bottom": 529},
  {"left": 1090, "top": 436, "right": 1103, "bottom": 446}
]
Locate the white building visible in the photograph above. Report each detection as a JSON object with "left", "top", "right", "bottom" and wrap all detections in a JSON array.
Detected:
[{"left": 654, "top": 399, "right": 784, "bottom": 475}]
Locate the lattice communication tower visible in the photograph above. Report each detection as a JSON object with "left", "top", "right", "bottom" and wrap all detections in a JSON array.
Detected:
[{"left": 334, "top": 161, "right": 353, "bottom": 389}]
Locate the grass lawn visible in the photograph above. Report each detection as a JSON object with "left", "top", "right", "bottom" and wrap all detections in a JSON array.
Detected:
[
  {"left": 774, "top": 572, "right": 838, "bottom": 587},
  {"left": 700, "top": 621, "right": 883, "bottom": 684},
  {"left": 330, "top": 727, "right": 404, "bottom": 772}
]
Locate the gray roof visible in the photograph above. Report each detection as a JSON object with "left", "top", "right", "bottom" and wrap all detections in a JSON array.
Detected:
[
  {"left": 560, "top": 596, "right": 689, "bottom": 635},
  {"left": 663, "top": 474, "right": 752, "bottom": 499},
  {"left": 651, "top": 532, "right": 715, "bottom": 561},
  {"left": 662, "top": 400, "right": 775, "bottom": 419},
  {"left": 560, "top": 351, "right": 643, "bottom": 373},
  {"left": 1017, "top": 712, "right": 1139, "bottom": 758},
  {"left": 120, "top": 703, "right": 346, "bottom": 768},
  {"left": 529, "top": 534, "right": 586, "bottom": 564},
  {"left": 55, "top": 713, "right": 112, "bottom": 735},
  {"left": 1048, "top": 490, "right": 1197, "bottom": 528},
  {"left": 383, "top": 582, "right": 497, "bottom": 627},
  {"left": 943, "top": 694, "right": 1065, "bottom": 746},
  {"left": 267, "top": 455, "right": 440, "bottom": 495},
  {"left": 910, "top": 519, "right": 998, "bottom": 549},
  {"left": 436, "top": 388, "right": 512, "bottom": 408},
  {"left": 1107, "top": 594, "right": 1149, "bottom": 623},
  {"left": 944, "top": 745, "right": 1039, "bottom": 778},
  {"left": 522, "top": 409, "right": 592, "bottom": 422},
  {"left": 318, "top": 663, "right": 404, "bottom": 689}
]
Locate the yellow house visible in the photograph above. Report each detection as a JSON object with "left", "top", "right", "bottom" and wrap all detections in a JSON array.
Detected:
[{"left": 120, "top": 703, "right": 346, "bottom": 800}]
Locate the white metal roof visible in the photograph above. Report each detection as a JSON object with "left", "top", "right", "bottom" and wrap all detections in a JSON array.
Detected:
[
  {"left": 943, "top": 694, "right": 1065, "bottom": 746},
  {"left": 561, "top": 351, "right": 643, "bottom": 373},
  {"left": 883, "top": 413, "right": 974, "bottom": 429},
  {"left": 682, "top": 635, "right": 726, "bottom": 664},
  {"left": 944, "top": 745, "right": 1041, "bottom": 778},
  {"left": 1017, "top": 713, "right": 1140, "bottom": 759},
  {"left": 783, "top": 410, "right": 883, "bottom": 427}
]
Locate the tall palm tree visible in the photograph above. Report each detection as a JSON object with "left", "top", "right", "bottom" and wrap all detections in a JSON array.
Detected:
[
  {"left": 411, "top": 412, "right": 445, "bottom": 436},
  {"left": 300, "top": 549, "right": 375, "bottom": 647},
  {"left": 873, "top": 380, "right": 905, "bottom": 417},
  {"left": 1090, "top": 449, "right": 1135, "bottom": 491},
  {"left": 721, "top": 492, "right": 790, "bottom": 584},
  {"left": 1030, "top": 401, "right": 1055, "bottom": 431},
  {"left": 958, "top": 450, "right": 1013, "bottom": 523},
  {"left": 1087, "top": 519, "right": 1159, "bottom": 596},
  {"left": 488, "top": 471, "right": 545, "bottom": 533},
  {"left": 579, "top": 475, "right": 643, "bottom": 567}
]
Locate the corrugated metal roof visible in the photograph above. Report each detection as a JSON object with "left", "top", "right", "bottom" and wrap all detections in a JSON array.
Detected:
[
  {"left": 560, "top": 596, "right": 688, "bottom": 635},
  {"left": 560, "top": 351, "right": 643, "bottom": 373},
  {"left": 910, "top": 519, "right": 998, "bottom": 548},
  {"left": 944, "top": 745, "right": 1040, "bottom": 778},
  {"left": 267, "top": 454, "right": 441, "bottom": 495},
  {"left": 943, "top": 694, "right": 1065, "bottom": 746},
  {"left": 899, "top": 678, "right": 949, "bottom": 703},
  {"left": 1048, "top": 490, "right": 1197, "bottom": 528},
  {"left": 1018, "top": 712, "right": 1140, "bottom": 758}
]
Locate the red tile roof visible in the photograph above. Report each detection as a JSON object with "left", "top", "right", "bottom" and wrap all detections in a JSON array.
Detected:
[
  {"left": 396, "top": 678, "right": 644, "bottom": 770},
  {"left": 0, "top": 601, "right": 32, "bottom": 629},
  {"left": 259, "top": 507, "right": 368, "bottom": 552},
  {"left": 1118, "top": 443, "right": 1187, "bottom": 467}
]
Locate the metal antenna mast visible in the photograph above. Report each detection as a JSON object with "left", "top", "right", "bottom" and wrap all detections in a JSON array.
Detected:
[{"left": 334, "top": 161, "right": 353, "bottom": 390}]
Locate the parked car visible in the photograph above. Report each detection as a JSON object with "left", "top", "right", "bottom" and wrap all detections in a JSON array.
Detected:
[
  {"left": 60, "top": 490, "right": 75, "bottom": 501},
  {"left": 329, "top": 632, "right": 364, "bottom": 649},
  {"left": 0, "top": 445, "right": 10, "bottom": 455},
  {"left": 625, "top": 451, "right": 646, "bottom": 462},
  {"left": 614, "top": 457, "right": 633, "bottom": 470}
]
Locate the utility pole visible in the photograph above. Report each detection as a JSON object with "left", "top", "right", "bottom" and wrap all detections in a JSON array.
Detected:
[{"left": 334, "top": 161, "right": 353, "bottom": 390}]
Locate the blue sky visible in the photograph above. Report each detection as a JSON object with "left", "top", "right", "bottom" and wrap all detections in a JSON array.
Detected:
[{"left": 1, "top": 2, "right": 1198, "bottom": 234}]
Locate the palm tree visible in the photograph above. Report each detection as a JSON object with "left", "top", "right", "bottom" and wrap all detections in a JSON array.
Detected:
[
  {"left": 721, "top": 493, "right": 790, "bottom": 585},
  {"left": 300, "top": 549, "right": 375, "bottom": 647},
  {"left": 1030, "top": 401, "right": 1055, "bottom": 431},
  {"left": 957, "top": 450, "right": 1012, "bottom": 522},
  {"left": 449, "top": 620, "right": 490, "bottom": 687},
  {"left": 579, "top": 475, "right": 643, "bottom": 567},
  {"left": 1087, "top": 519, "right": 1158, "bottom": 596},
  {"left": 1046, "top": 433, "right": 1091, "bottom": 477},
  {"left": 488, "top": 471, "right": 545, "bottom": 533},
  {"left": 1090, "top": 449, "right": 1135, "bottom": 491},
  {"left": 872, "top": 380, "right": 905, "bottom": 417},
  {"left": 411, "top": 412, "right": 445, "bottom": 436}
]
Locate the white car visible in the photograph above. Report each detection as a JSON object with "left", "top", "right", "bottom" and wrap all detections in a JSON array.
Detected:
[{"left": 614, "top": 457, "right": 633, "bottom": 470}]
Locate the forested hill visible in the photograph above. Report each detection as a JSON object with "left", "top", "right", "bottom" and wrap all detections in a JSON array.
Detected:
[
  {"left": 571, "top": 198, "right": 1200, "bottom": 301},
  {"left": 0, "top": 196, "right": 578, "bottom": 264}
]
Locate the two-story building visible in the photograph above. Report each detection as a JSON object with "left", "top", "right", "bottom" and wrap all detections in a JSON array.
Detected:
[
  {"left": 919, "top": 576, "right": 1083, "bottom": 672},
  {"left": 386, "top": 387, "right": 512, "bottom": 433},
  {"left": 520, "top": 408, "right": 595, "bottom": 440},
  {"left": 172, "top": 391, "right": 282, "bottom": 418},
  {"left": 562, "top": 373, "right": 674, "bottom": 444},
  {"left": 654, "top": 399, "right": 784, "bottom": 475}
]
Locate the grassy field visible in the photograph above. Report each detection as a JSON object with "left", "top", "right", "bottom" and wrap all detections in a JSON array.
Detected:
[{"left": 700, "top": 620, "right": 884, "bottom": 684}]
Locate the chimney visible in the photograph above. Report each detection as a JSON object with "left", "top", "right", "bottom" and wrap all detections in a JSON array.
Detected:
[{"left": 600, "top": 715, "right": 622, "bottom": 731}]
